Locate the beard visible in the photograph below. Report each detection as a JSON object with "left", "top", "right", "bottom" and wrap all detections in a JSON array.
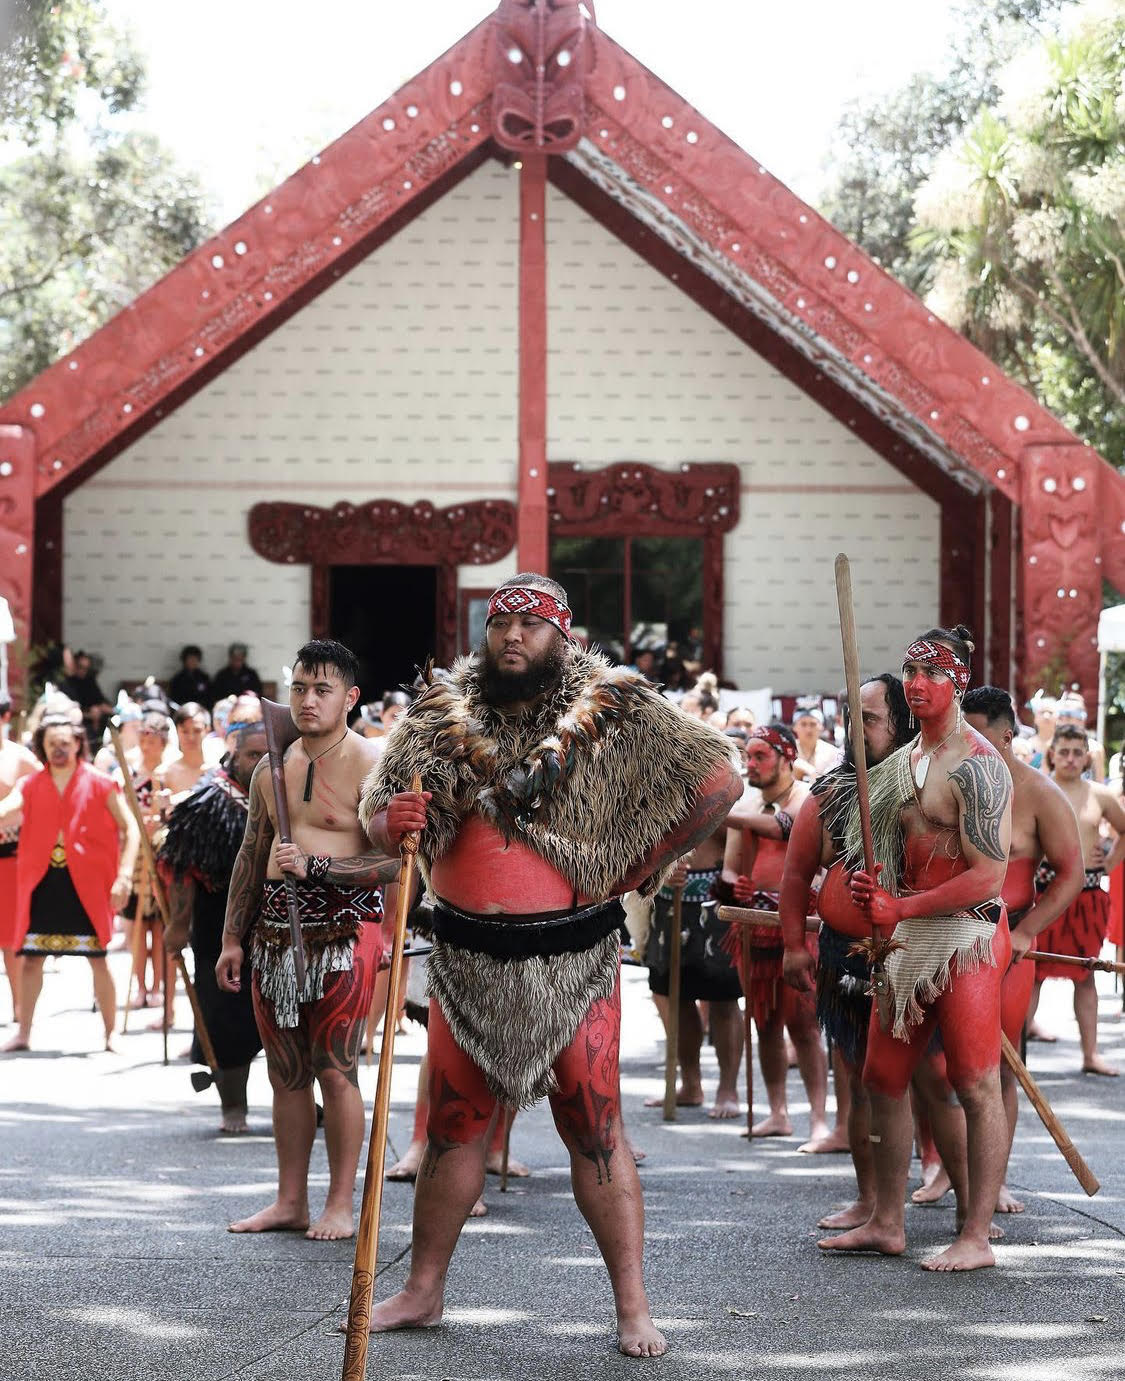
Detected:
[{"left": 479, "top": 636, "right": 567, "bottom": 706}]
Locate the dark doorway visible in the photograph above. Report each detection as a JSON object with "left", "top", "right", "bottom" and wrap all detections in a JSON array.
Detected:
[{"left": 328, "top": 565, "right": 437, "bottom": 706}]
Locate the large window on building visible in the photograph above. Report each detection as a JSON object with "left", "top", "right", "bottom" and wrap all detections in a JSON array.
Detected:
[{"left": 550, "top": 535, "right": 704, "bottom": 666}]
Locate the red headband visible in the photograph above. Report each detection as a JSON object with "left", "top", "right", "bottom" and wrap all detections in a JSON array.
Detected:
[
  {"left": 487, "top": 586, "right": 572, "bottom": 639},
  {"left": 749, "top": 725, "right": 798, "bottom": 763},
  {"left": 903, "top": 639, "right": 970, "bottom": 694}
]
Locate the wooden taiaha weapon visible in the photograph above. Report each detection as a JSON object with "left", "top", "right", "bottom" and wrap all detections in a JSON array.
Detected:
[
  {"left": 499, "top": 1107, "right": 515, "bottom": 1192},
  {"left": 109, "top": 726, "right": 221, "bottom": 1083},
  {"left": 1024, "top": 950, "right": 1125, "bottom": 976},
  {"left": 260, "top": 698, "right": 307, "bottom": 991},
  {"left": 661, "top": 881, "right": 685, "bottom": 1122},
  {"left": 738, "top": 828, "right": 757, "bottom": 1137},
  {"left": 1000, "top": 1032, "right": 1099, "bottom": 1195},
  {"left": 834, "top": 553, "right": 901, "bottom": 1028},
  {"left": 341, "top": 772, "right": 423, "bottom": 1380},
  {"left": 121, "top": 858, "right": 149, "bottom": 1034},
  {"left": 718, "top": 906, "right": 819, "bottom": 933}
]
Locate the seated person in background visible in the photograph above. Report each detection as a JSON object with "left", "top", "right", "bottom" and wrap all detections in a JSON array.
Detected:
[
  {"left": 211, "top": 643, "right": 263, "bottom": 701},
  {"left": 170, "top": 645, "right": 213, "bottom": 709}
]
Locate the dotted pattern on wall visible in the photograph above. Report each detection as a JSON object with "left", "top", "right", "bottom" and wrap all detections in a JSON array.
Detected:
[
  {"left": 64, "top": 162, "right": 521, "bottom": 683},
  {"left": 545, "top": 183, "right": 940, "bottom": 694}
]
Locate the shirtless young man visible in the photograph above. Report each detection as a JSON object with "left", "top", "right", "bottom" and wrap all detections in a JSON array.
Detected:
[
  {"left": 721, "top": 725, "right": 829, "bottom": 1144},
  {"left": 821, "top": 626, "right": 1013, "bottom": 1272},
  {"left": 216, "top": 639, "right": 399, "bottom": 1240},
  {"left": 360, "top": 573, "right": 741, "bottom": 1357},
  {"left": 901, "top": 685, "right": 1085, "bottom": 1216},
  {"left": 0, "top": 701, "right": 40, "bottom": 1023},
  {"left": 781, "top": 675, "right": 913, "bottom": 1225},
  {"left": 1024, "top": 723, "right": 1125, "bottom": 1074},
  {"left": 159, "top": 703, "right": 210, "bottom": 804}
]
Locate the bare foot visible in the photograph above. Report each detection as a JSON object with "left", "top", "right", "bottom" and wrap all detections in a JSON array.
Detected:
[
  {"left": 127, "top": 990, "right": 148, "bottom": 1011},
  {"left": 1026, "top": 1022, "right": 1056, "bottom": 1043},
  {"left": 386, "top": 1140, "right": 425, "bottom": 1181},
  {"left": 1, "top": 1033, "right": 29, "bottom": 1053},
  {"left": 469, "top": 1197, "right": 487, "bottom": 1218},
  {"left": 103, "top": 1033, "right": 120, "bottom": 1054},
  {"left": 818, "top": 1221, "right": 905, "bottom": 1255},
  {"left": 365, "top": 1284, "right": 443, "bottom": 1333},
  {"left": 921, "top": 1237, "right": 995, "bottom": 1272},
  {"left": 995, "top": 1184, "right": 1024, "bottom": 1214},
  {"left": 818, "top": 1201, "right": 874, "bottom": 1230},
  {"left": 1082, "top": 1054, "right": 1119, "bottom": 1076},
  {"left": 708, "top": 1093, "right": 742, "bottom": 1120},
  {"left": 626, "top": 1136, "right": 646, "bottom": 1165},
  {"left": 230, "top": 1201, "right": 309, "bottom": 1233},
  {"left": 799, "top": 1127, "right": 850, "bottom": 1154},
  {"left": 750, "top": 1112, "right": 792, "bottom": 1138},
  {"left": 220, "top": 1109, "right": 249, "bottom": 1135},
  {"left": 486, "top": 1149, "right": 530, "bottom": 1178},
  {"left": 146, "top": 1015, "right": 172, "bottom": 1033},
  {"left": 617, "top": 1310, "right": 668, "bottom": 1358},
  {"left": 912, "top": 1166, "right": 952, "bottom": 1204},
  {"left": 306, "top": 1206, "right": 354, "bottom": 1241}
]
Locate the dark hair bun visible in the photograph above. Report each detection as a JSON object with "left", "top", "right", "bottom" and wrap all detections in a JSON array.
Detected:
[{"left": 951, "top": 624, "right": 976, "bottom": 654}]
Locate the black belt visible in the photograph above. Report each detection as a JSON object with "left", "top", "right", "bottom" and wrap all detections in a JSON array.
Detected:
[{"left": 430, "top": 896, "right": 625, "bottom": 961}]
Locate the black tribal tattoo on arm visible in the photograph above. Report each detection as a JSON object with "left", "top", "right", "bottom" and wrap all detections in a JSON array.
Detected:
[
  {"left": 223, "top": 760, "right": 275, "bottom": 942},
  {"left": 950, "top": 755, "right": 1011, "bottom": 863},
  {"left": 323, "top": 853, "right": 401, "bottom": 885}
]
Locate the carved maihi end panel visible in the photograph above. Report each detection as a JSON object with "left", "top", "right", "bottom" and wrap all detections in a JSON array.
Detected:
[
  {"left": 547, "top": 461, "right": 740, "bottom": 535},
  {"left": 0, "top": 426, "right": 36, "bottom": 685},
  {"left": 492, "top": 0, "right": 590, "bottom": 152},
  {"left": 249, "top": 499, "right": 517, "bottom": 567},
  {"left": 1020, "top": 445, "right": 1101, "bottom": 702}
]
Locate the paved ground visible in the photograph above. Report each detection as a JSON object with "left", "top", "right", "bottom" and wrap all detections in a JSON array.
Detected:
[{"left": 3, "top": 947, "right": 1125, "bottom": 1381}]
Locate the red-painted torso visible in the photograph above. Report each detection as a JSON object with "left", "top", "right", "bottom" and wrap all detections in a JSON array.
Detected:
[
  {"left": 817, "top": 860, "right": 872, "bottom": 940},
  {"left": 16, "top": 763, "right": 119, "bottom": 945},
  {"left": 1001, "top": 855, "right": 1037, "bottom": 914},
  {"left": 751, "top": 836, "right": 789, "bottom": 893},
  {"left": 430, "top": 814, "right": 579, "bottom": 914}
]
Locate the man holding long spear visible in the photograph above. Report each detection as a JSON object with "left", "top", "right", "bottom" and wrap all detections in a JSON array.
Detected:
[
  {"left": 359, "top": 572, "right": 741, "bottom": 1358},
  {"left": 824, "top": 623, "right": 1014, "bottom": 1272},
  {"left": 216, "top": 640, "right": 399, "bottom": 1240}
]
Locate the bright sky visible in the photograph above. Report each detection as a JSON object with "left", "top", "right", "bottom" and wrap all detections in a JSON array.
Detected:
[{"left": 107, "top": 0, "right": 960, "bottom": 226}]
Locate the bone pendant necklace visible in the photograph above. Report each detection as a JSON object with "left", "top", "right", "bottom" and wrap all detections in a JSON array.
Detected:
[
  {"left": 914, "top": 725, "right": 959, "bottom": 790},
  {"left": 302, "top": 729, "right": 349, "bottom": 802}
]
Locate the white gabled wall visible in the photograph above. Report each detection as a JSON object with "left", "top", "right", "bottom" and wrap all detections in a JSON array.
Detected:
[
  {"left": 63, "top": 158, "right": 940, "bottom": 698},
  {"left": 64, "top": 161, "right": 521, "bottom": 685},
  {"left": 545, "top": 183, "right": 940, "bottom": 694}
]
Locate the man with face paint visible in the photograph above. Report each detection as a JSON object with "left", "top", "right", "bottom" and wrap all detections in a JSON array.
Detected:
[
  {"left": 161, "top": 721, "right": 269, "bottom": 1132},
  {"left": 779, "top": 674, "right": 914, "bottom": 1227},
  {"left": 720, "top": 724, "right": 828, "bottom": 1143},
  {"left": 1024, "top": 722, "right": 1125, "bottom": 1074},
  {"left": 0, "top": 711, "right": 139, "bottom": 1052},
  {"left": 902, "top": 686, "right": 1084, "bottom": 1216},
  {"left": 361, "top": 573, "right": 741, "bottom": 1358},
  {"left": 821, "top": 625, "right": 1014, "bottom": 1272}
]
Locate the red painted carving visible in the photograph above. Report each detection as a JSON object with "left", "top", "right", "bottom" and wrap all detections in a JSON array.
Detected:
[
  {"left": 547, "top": 461, "right": 739, "bottom": 536},
  {"left": 248, "top": 499, "right": 517, "bottom": 568},
  {"left": 547, "top": 461, "right": 737, "bottom": 674},
  {"left": 492, "top": 0, "right": 589, "bottom": 152},
  {"left": 0, "top": 426, "right": 36, "bottom": 703},
  {"left": 1020, "top": 446, "right": 1101, "bottom": 706}
]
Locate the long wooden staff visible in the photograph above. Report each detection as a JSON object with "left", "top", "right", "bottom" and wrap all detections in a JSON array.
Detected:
[
  {"left": 834, "top": 553, "right": 898, "bottom": 1029},
  {"left": 1025, "top": 950, "right": 1125, "bottom": 976},
  {"left": 121, "top": 860, "right": 149, "bottom": 1034},
  {"left": 341, "top": 773, "right": 423, "bottom": 1381},
  {"left": 718, "top": 906, "right": 819, "bottom": 934},
  {"left": 739, "top": 829, "right": 757, "bottom": 1136},
  {"left": 109, "top": 726, "right": 221, "bottom": 1079},
  {"left": 662, "top": 881, "right": 685, "bottom": 1122},
  {"left": 499, "top": 1108, "right": 515, "bottom": 1192},
  {"left": 1000, "top": 1032, "right": 1099, "bottom": 1195}
]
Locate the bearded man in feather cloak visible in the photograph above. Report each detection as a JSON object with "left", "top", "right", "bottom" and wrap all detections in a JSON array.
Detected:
[{"left": 359, "top": 573, "right": 742, "bottom": 1358}]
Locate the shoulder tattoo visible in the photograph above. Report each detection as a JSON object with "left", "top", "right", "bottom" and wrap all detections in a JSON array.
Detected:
[{"left": 950, "top": 755, "right": 1010, "bottom": 862}]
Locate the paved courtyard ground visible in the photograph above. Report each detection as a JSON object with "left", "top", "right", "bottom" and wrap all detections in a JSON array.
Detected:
[{"left": 3, "top": 948, "right": 1125, "bottom": 1380}]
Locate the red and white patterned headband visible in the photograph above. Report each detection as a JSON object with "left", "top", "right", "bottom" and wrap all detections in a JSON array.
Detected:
[
  {"left": 749, "top": 725, "right": 798, "bottom": 763},
  {"left": 903, "top": 639, "right": 970, "bottom": 694},
  {"left": 487, "top": 586, "right": 572, "bottom": 639}
]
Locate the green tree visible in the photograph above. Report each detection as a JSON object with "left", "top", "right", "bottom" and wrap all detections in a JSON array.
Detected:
[
  {"left": 820, "top": 0, "right": 1066, "bottom": 287},
  {"left": 0, "top": 0, "right": 212, "bottom": 400},
  {"left": 910, "top": 2, "right": 1124, "bottom": 458}
]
